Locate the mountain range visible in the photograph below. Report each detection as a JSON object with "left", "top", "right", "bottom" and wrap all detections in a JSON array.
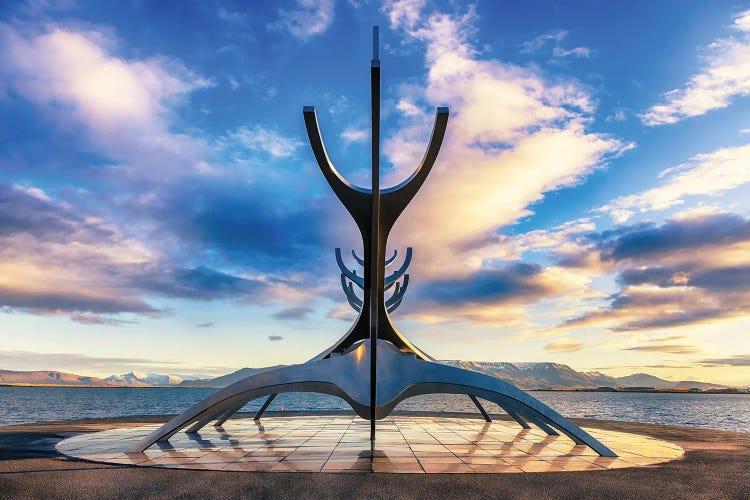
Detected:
[
  {"left": 0, "top": 363, "right": 735, "bottom": 390},
  {"left": 0, "top": 369, "right": 208, "bottom": 387},
  {"left": 175, "top": 362, "right": 731, "bottom": 391}
]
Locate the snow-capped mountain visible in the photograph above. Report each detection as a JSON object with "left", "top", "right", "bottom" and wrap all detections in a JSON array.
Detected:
[{"left": 104, "top": 372, "right": 191, "bottom": 386}]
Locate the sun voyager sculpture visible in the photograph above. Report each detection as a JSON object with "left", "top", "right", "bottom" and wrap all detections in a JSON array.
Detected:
[{"left": 129, "top": 27, "right": 616, "bottom": 458}]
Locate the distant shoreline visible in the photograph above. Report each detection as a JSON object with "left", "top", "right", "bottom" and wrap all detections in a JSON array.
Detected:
[
  {"left": 533, "top": 388, "right": 749, "bottom": 395},
  {"left": 2, "top": 383, "right": 747, "bottom": 394},
  {"left": 0, "top": 383, "right": 194, "bottom": 389}
]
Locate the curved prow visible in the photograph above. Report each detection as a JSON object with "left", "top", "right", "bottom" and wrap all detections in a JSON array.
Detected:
[
  {"left": 304, "top": 107, "right": 370, "bottom": 224},
  {"left": 381, "top": 107, "right": 449, "bottom": 227}
]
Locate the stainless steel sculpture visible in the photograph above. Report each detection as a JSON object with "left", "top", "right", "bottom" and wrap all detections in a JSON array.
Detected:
[{"left": 128, "top": 27, "right": 616, "bottom": 458}]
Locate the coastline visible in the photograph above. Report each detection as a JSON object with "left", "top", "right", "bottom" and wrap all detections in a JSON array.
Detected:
[
  {"left": 3, "top": 383, "right": 746, "bottom": 394},
  {"left": 1, "top": 413, "right": 749, "bottom": 499}
]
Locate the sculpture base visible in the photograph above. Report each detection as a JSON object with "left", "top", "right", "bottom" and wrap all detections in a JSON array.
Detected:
[{"left": 60, "top": 416, "right": 683, "bottom": 473}]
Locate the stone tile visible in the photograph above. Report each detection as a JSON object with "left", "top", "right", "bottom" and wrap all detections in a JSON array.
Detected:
[
  {"left": 419, "top": 462, "right": 474, "bottom": 473},
  {"left": 55, "top": 415, "right": 685, "bottom": 474},
  {"left": 223, "top": 461, "right": 275, "bottom": 472},
  {"left": 271, "top": 460, "right": 326, "bottom": 472}
]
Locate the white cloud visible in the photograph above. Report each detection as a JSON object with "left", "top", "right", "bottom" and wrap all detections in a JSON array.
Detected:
[
  {"left": 382, "top": 0, "right": 426, "bottom": 31},
  {"left": 0, "top": 26, "right": 209, "bottom": 133},
  {"left": 380, "top": 3, "right": 627, "bottom": 279},
  {"left": 521, "top": 31, "right": 567, "bottom": 53},
  {"left": 606, "top": 108, "right": 628, "bottom": 122},
  {"left": 270, "top": 0, "right": 335, "bottom": 41},
  {"left": 521, "top": 30, "right": 594, "bottom": 59},
  {"left": 13, "top": 184, "right": 51, "bottom": 202},
  {"left": 545, "top": 337, "right": 585, "bottom": 352},
  {"left": 341, "top": 126, "right": 368, "bottom": 143},
  {"left": 225, "top": 125, "right": 303, "bottom": 158},
  {"left": 552, "top": 46, "right": 592, "bottom": 58},
  {"left": 600, "top": 142, "right": 750, "bottom": 222},
  {"left": 0, "top": 24, "right": 214, "bottom": 179},
  {"left": 396, "top": 98, "right": 422, "bottom": 117},
  {"left": 642, "top": 9, "right": 750, "bottom": 125}
]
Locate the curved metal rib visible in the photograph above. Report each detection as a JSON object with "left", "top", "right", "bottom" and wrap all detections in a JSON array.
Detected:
[
  {"left": 385, "top": 274, "right": 408, "bottom": 310},
  {"left": 352, "top": 248, "right": 397, "bottom": 268},
  {"left": 384, "top": 247, "right": 412, "bottom": 287},
  {"left": 351, "top": 249, "right": 365, "bottom": 267},
  {"left": 335, "top": 248, "right": 364, "bottom": 288},
  {"left": 342, "top": 274, "right": 363, "bottom": 311},
  {"left": 303, "top": 107, "right": 370, "bottom": 225},
  {"left": 385, "top": 250, "right": 398, "bottom": 267},
  {"left": 386, "top": 299, "right": 402, "bottom": 314},
  {"left": 381, "top": 108, "right": 449, "bottom": 228}
]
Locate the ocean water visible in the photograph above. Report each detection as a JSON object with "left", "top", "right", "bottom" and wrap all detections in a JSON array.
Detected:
[{"left": 0, "top": 386, "right": 748, "bottom": 433}]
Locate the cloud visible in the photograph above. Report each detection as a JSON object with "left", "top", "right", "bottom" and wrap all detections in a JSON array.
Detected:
[
  {"left": 152, "top": 179, "right": 332, "bottom": 270},
  {"left": 595, "top": 212, "right": 750, "bottom": 262},
  {"left": 17, "top": 0, "right": 78, "bottom": 18},
  {"left": 216, "top": 7, "right": 248, "bottom": 26},
  {"left": 553, "top": 212, "right": 750, "bottom": 333},
  {"left": 0, "top": 20, "right": 336, "bottom": 328},
  {"left": 0, "top": 349, "right": 178, "bottom": 370},
  {"left": 70, "top": 312, "right": 137, "bottom": 326},
  {"left": 268, "top": 335, "right": 284, "bottom": 342},
  {"left": 269, "top": 0, "right": 335, "bottom": 41},
  {"left": 520, "top": 31, "right": 567, "bottom": 53},
  {"left": 623, "top": 344, "right": 701, "bottom": 355},
  {"left": 380, "top": 1, "right": 627, "bottom": 287},
  {"left": 0, "top": 183, "right": 160, "bottom": 319},
  {"left": 0, "top": 349, "right": 234, "bottom": 376},
  {"left": 406, "top": 262, "right": 596, "bottom": 326},
  {"left": 132, "top": 266, "right": 269, "bottom": 301},
  {"left": 272, "top": 306, "right": 314, "bottom": 320},
  {"left": 699, "top": 354, "right": 750, "bottom": 367},
  {"left": 600, "top": 143, "right": 750, "bottom": 222},
  {"left": 0, "top": 181, "right": 302, "bottom": 322},
  {"left": 642, "top": 9, "right": 750, "bottom": 125},
  {"left": 221, "top": 125, "right": 303, "bottom": 159},
  {"left": 521, "top": 30, "right": 594, "bottom": 58},
  {"left": 197, "top": 322, "right": 214, "bottom": 328},
  {"left": 341, "top": 126, "right": 368, "bottom": 143},
  {"left": 0, "top": 23, "right": 213, "bottom": 181},
  {"left": 383, "top": 0, "right": 426, "bottom": 31},
  {"left": 545, "top": 338, "right": 585, "bottom": 352}
]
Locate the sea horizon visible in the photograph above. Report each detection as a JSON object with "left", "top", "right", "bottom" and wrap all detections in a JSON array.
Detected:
[{"left": 2, "top": 386, "right": 748, "bottom": 434}]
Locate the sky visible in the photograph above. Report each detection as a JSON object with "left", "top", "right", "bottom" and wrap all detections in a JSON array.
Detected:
[{"left": 0, "top": 0, "right": 749, "bottom": 386}]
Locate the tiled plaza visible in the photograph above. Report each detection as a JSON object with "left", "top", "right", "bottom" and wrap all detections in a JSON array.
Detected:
[{"left": 56, "top": 415, "right": 684, "bottom": 473}]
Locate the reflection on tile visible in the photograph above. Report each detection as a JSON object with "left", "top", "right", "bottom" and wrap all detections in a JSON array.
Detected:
[{"left": 56, "top": 415, "right": 684, "bottom": 474}]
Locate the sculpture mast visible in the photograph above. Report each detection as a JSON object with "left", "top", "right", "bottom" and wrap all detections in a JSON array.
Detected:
[{"left": 369, "top": 26, "right": 381, "bottom": 441}]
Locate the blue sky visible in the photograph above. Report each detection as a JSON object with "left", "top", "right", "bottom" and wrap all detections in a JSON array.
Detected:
[{"left": 1, "top": 0, "right": 749, "bottom": 385}]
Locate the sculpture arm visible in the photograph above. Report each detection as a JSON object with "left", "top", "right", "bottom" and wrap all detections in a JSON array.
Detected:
[
  {"left": 381, "top": 107, "right": 449, "bottom": 227},
  {"left": 304, "top": 107, "right": 370, "bottom": 223}
]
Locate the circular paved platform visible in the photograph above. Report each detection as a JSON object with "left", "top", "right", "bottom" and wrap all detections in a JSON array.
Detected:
[{"left": 56, "top": 415, "right": 683, "bottom": 473}]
